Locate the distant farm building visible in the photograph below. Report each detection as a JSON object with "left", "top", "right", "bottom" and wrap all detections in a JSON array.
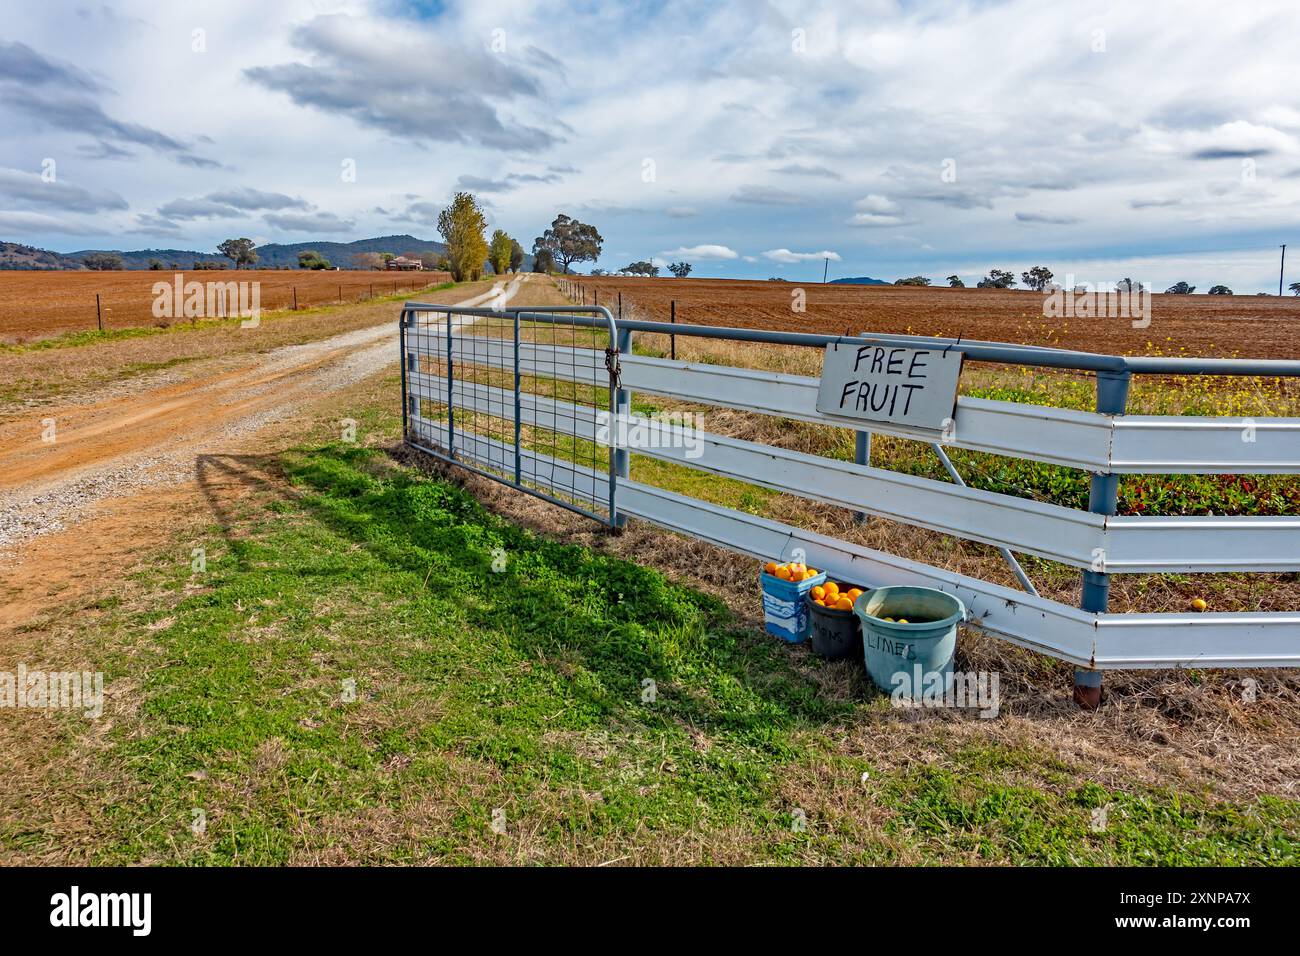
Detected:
[{"left": 387, "top": 256, "right": 424, "bottom": 271}]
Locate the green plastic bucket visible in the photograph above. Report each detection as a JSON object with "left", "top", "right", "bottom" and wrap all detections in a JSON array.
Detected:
[{"left": 853, "top": 586, "right": 966, "bottom": 695}]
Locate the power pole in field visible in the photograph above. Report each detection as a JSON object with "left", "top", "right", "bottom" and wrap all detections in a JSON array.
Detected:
[
  {"left": 823, "top": 257, "right": 829, "bottom": 284},
  {"left": 1281, "top": 244, "right": 1288, "bottom": 296}
]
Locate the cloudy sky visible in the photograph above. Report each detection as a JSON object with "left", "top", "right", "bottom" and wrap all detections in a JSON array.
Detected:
[{"left": 2, "top": 0, "right": 1299, "bottom": 290}]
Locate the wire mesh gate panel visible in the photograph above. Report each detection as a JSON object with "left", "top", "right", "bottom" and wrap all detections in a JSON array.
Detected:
[{"left": 401, "top": 303, "right": 622, "bottom": 525}]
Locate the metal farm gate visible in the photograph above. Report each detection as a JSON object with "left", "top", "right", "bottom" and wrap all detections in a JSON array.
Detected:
[
  {"left": 401, "top": 296, "right": 1300, "bottom": 695},
  {"left": 401, "top": 303, "right": 624, "bottom": 525}
]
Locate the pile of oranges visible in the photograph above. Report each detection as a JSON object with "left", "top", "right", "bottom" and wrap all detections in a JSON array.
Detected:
[
  {"left": 810, "top": 581, "right": 864, "bottom": 612},
  {"left": 764, "top": 561, "right": 819, "bottom": 582}
]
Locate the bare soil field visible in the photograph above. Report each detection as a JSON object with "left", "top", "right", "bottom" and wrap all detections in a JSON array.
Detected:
[
  {"left": 570, "top": 276, "right": 1300, "bottom": 360},
  {"left": 0, "top": 269, "right": 452, "bottom": 342}
]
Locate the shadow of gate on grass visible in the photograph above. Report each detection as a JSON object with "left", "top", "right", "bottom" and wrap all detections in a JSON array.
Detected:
[{"left": 274, "top": 441, "right": 859, "bottom": 745}]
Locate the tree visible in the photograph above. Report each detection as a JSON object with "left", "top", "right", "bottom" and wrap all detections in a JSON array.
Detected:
[
  {"left": 976, "top": 268, "right": 1016, "bottom": 289},
  {"left": 621, "top": 260, "right": 659, "bottom": 276},
  {"left": 894, "top": 276, "right": 931, "bottom": 286},
  {"left": 297, "top": 250, "right": 332, "bottom": 270},
  {"left": 148, "top": 259, "right": 164, "bottom": 271},
  {"left": 668, "top": 261, "right": 693, "bottom": 278},
  {"left": 509, "top": 239, "right": 525, "bottom": 273},
  {"left": 533, "top": 213, "right": 603, "bottom": 273},
  {"left": 1115, "top": 277, "right": 1145, "bottom": 292},
  {"left": 82, "top": 252, "right": 123, "bottom": 270},
  {"left": 1207, "top": 284, "right": 1233, "bottom": 295},
  {"left": 352, "top": 252, "right": 386, "bottom": 270},
  {"left": 217, "top": 238, "right": 258, "bottom": 270},
  {"left": 488, "top": 229, "right": 514, "bottom": 275},
  {"left": 947, "top": 275, "right": 965, "bottom": 288},
  {"left": 532, "top": 248, "right": 555, "bottom": 273},
  {"left": 1165, "top": 281, "right": 1195, "bottom": 294},
  {"left": 1289, "top": 282, "right": 1300, "bottom": 296},
  {"left": 437, "top": 192, "right": 489, "bottom": 282},
  {"left": 1021, "top": 265, "right": 1054, "bottom": 291}
]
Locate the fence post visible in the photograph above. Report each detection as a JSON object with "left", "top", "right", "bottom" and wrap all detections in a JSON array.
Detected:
[
  {"left": 446, "top": 310, "right": 456, "bottom": 459},
  {"left": 1075, "top": 367, "right": 1131, "bottom": 709},
  {"left": 670, "top": 300, "right": 676, "bottom": 360},
  {"left": 96, "top": 293, "right": 103, "bottom": 332},
  {"left": 853, "top": 431, "right": 871, "bottom": 522},
  {"left": 401, "top": 311, "right": 415, "bottom": 441},
  {"left": 293, "top": 287, "right": 298, "bottom": 310},
  {"left": 613, "top": 326, "right": 632, "bottom": 529},
  {"left": 513, "top": 310, "right": 522, "bottom": 486},
  {"left": 617, "top": 291, "right": 622, "bottom": 320}
]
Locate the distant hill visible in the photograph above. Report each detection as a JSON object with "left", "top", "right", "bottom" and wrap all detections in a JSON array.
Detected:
[
  {"left": 829, "top": 276, "right": 889, "bottom": 286},
  {"left": 5, "top": 234, "right": 531, "bottom": 272},
  {"left": 65, "top": 247, "right": 212, "bottom": 269},
  {"left": 65, "top": 235, "right": 452, "bottom": 270},
  {"left": 0, "top": 242, "right": 87, "bottom": 270}
]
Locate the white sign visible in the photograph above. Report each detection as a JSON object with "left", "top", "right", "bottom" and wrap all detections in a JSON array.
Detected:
[{"left": 815, "top": 342, "right": 962, "bottom": 433}]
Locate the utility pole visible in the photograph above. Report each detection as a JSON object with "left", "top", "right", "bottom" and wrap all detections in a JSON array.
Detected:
[
  {"left": 1281, "top": 244, "right": 1288, "bottom": 296},
  {"left": 823, "top": 257, "right": 829, "bottom": 284}
]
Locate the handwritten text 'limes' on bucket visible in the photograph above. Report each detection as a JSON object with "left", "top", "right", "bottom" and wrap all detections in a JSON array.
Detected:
[{"left": 852, "top": 586, "right": 966, "bottom": 695}]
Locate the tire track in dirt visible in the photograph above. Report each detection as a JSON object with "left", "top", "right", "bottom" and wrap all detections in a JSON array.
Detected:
[{"left": 0, "top": 277, "right": 529, "bottom": 626}]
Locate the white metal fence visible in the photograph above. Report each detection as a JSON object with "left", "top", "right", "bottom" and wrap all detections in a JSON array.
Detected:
[{"left": 402, "top": 303, "right": 1300, "bottom": 673}]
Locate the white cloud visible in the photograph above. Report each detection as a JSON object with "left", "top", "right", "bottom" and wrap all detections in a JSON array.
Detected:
[
  {"left": 762, "top": 249, "right": 842, "bottom": 263},
  {"left": 265, "top": 211, "right": 355, "bottom": 233},
  {"left": 847, "top": 194, "right": 907, "bottom": 226},
  {"left": 0, "top": 210, "right": 88, "bottom": 234},
  {"left": 661, "top": 244, "right": 739, "bottom": 259},
  {"left": 0, "top": 0, "right": 1296, "bottom": 292}
]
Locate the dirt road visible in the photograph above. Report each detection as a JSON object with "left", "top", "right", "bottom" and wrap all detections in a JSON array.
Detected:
[{"left": 0, "top": 275, "right": 538, "bottom": 627}]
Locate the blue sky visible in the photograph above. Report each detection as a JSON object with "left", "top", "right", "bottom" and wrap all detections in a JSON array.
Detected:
[{"left": 1, "top": 0, "right": 1298, "bottom": 291}]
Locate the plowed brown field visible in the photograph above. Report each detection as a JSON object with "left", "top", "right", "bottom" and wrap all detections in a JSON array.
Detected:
[
  {"left": 0, "top": 269, "right": 452, "bottom": 342},
  {"left": 568, "top": 276, "right": 1300, "bottom": 359}
]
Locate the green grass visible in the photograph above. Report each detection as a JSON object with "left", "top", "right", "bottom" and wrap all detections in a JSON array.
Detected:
[{"left": 26, "top": 434, "right": 1293, "bottom": 865}]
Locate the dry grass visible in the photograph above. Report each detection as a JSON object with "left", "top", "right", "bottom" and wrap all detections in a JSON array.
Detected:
[
  {"left": 409, "top": 451, "right": 1300, "bottom": 807},
  {"left": 0, "top": 277, "right": 499, "bottom": 414},
  {"left": 0, "top": 269, "right": 453, "bottom": 342}
]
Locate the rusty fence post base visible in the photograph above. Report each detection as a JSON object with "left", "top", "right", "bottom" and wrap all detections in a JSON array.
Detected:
[{"left": 1073, "top": 667, "right": 1103, "bottom": 710}]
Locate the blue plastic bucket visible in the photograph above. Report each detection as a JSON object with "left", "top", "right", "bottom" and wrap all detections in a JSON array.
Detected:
[
  {"left": 852, "top": 586, "right": 966, "bottom": 694},
  {"left": 760, "top": 570, "right": 826, "bottom": 643}
]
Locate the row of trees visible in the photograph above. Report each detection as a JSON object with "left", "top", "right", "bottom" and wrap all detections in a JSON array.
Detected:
[
  {"left": 432, "top": 192, "right": 530, "bottom": 281},
  {"left": 591, "top": 261, "right": 694, "bottom": 278},
  {"left": 939, "top": 267, "right": 1245, "bottom": 294},
  {"left": 531, "top": 214, "right": 602, "bottom": 273}
]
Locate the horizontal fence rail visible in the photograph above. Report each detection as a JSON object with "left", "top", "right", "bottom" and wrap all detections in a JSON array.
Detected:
[{"left": 401, "top": 301, "right": 1300, "bottom": 671}]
